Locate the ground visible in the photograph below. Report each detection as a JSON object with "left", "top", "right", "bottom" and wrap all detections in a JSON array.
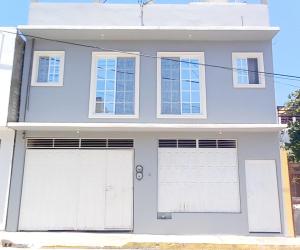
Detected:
[{"left": 1, "top": 232, "right": 300, "bottom": 250}]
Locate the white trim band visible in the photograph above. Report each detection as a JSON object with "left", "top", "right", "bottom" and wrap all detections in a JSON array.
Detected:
[{"left": 7, "top": 122, "right": 286, "bottom": 132}]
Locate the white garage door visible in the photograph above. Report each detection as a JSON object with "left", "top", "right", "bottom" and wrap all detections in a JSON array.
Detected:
[
  {"left": 19, "top": 139, "right": 133, "bottom": 231},
  {"left": 158, "top": 139, "right": 240, "bottom": 213}
]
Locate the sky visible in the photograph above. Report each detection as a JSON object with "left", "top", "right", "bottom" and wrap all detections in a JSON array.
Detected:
[{"left": 0, "top": 0, "right": 299, "bottom": 105}]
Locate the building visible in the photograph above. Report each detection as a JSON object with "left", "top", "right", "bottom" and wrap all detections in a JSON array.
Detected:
[
  {"left": 0, "top": 28, "right": 24, "bottom": 230},
  {"left": 277, "top": 106, "right": 300, "bottom": 207},
  {"left": 5, "top": 0, "right": 287, "bottom": 235},
  {"left": 278, "top": 106, "right": 300, "bottom": 125}
]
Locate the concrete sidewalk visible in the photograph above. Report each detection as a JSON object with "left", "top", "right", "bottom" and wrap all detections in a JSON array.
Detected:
[{"left": 0, "top": 232, "right": 300, "bottom": 249}]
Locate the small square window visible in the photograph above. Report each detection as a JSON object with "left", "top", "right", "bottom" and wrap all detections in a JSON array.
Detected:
[
  {"left": 232, "top": 53, "right": 265, "bottom": 88},
  {"left": 32, "top": 51, "right": 65, "bottom": 86}
]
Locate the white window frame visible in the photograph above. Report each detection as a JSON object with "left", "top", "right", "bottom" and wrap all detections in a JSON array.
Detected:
[
  {"left": 232, "top": 52, "right": 265, "bottom": 89},
  {"left": 157, "top": 52, "right": 207, "bottom": 119},
  {"left": 31, "top": 51, "right": 65, "bottom": 87},
  {"left": 89, "top": 52, "right": 140, "bottom": 119}
]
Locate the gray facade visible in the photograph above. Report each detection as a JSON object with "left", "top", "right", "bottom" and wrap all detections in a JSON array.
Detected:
[
  {"left": 20, "top": 39, "right": 277, "bottom": 124},
  {"left": 6, "top": 1, "right": 285, "bottom": 236},
  {"left": 7, "top": 131, "right": 283, "bottom": 235}
]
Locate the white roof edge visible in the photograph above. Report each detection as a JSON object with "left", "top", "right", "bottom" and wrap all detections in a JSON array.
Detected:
[
  {"left": 18, "top": 25, "right": 280, "bottom": 32},
  {"left": 0, "top": 27, "right": 17, "bottom": 32},
  {"left": 7, "top": 122, "right": 286, "bottom": 132}
]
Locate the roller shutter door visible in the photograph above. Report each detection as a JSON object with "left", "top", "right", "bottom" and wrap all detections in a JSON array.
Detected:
[{"left": 158, "top": 139, "right": 240, "bottom": 213}]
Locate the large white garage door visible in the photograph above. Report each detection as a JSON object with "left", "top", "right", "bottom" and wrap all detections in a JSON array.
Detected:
[
  {"left": 158, "top": 139, "right": 240, "bottom": 213},
  {"left": 19, "top": 140, "right": 133, "bottom": 231}
]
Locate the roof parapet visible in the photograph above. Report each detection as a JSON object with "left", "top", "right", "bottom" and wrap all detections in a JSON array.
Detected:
[{"left": 30, "top": 0, "right": 268, "bottom": 4}]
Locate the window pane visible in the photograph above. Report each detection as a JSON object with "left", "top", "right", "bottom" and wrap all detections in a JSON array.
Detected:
[
  {"left": 115, "top": 103, "right": 124, "bottom": 114},
  {"left": 160, "top": 56, "right": 202, "bottom": 116},
  {"left": 191, "top": 91, "right": 200, "bottom": 103},
  {"left": 96, "top": 80, "right": 105, "bottom": 91},
  {"left": 182, "top": 91, "right": 190, "bottom": 103},
  {"left": 105, "top": 103, "right": 114, "bottom": 113},
  {"left": 172, "top": 103, "right": 181, "bottom": 114},
  {"left": 191, "top": 69, "right": 199, "bottom": 80},
  {"left": 48, "top": 57, "right": 61, "bottom": 83},
  {"left": 97, "top": 69, "right": 106, "bottom": 79},
  {"left": 96, "top": 91, "right": 105, "bottom": 102},
  {"left": 106, "top": 70, "right": 115, "bottom": 80},
  {"left": 161, "top": 57, "right": 181, "bottom": 115},
  {"left": 180, "top": 58, "right": 201, "bottom": 114},
  {"left": 105, "top": 91, "right": 115, "bottom": 103},
  {"left": 95, "top": 58, "right": 117, "bottom": 114},
  {"left": 125, "top": 103, "right": 134, "bottom": 114},
  {"left": 37, "top": 56, "right": 50, "bottom": 82},
  {"left": 247, "top": 58, "right": 259, "bottom": 84},
  {"left": 95, "top": 103, "right": 104, "bottom": 113},
  {"left": 181, "top": 59, "right": 190, "bottom": 69},
  {"left": 191, "top": 81, "right": 199, "bottom": 91},
  {"left": 236, "top": 58, "right": 249, "bottom": 84},
  {"left": 162, "top": 91, "right": 171, "bottom": 102},
  {"left": 125, "top": 91, "right": 133, "bottom": 102},
  {"left": 181, "top": 69, "right": 190, "bottom": 80},
  {"left": 107, "top": 59, "right": 116, "bottom": 68},
  {"left": 190, "top": 59, "right": 199, "bottom": 70},
  {"left": 115, "top": 57, "right": 135, "bottom": 115},
  {"left": 116, "top": 91, "right": 125, "bottom": 102},
  {"left": 106, "top": 80, "right": 115, "bottom": 91},
  {"left": 98, "top": 59, "right": 106, "bottom": 67},
  {"left": 37, "top": 55, "right": 62, "bottom": 84},
  {"left": 125, "top": 81, "right": 134, "bottom": 91},
  {"left": 182, "top": 103, "right": 190, "bottom": 114},
  {"left": 162, "top": 103, "right": 171, "bottom": 114},
  {"left": 191, "top": 103, "right": 200, "bottom": 113},
  {"left": 172, "top": 91, "right": 180, "bottom": 102}
]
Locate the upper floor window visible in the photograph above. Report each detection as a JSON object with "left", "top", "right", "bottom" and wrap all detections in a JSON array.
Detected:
[
  {"left": 232, "top": 53, "right": 265, "bottom": 88},
  {"left": 157, "top": 52, "right": 207, "bottom": 118},
  {"left": 89, "top": 52, "right": 140, "bottom": 118},
  {"left": 31, "top": 51, "right": 65, "bottom": 86}
]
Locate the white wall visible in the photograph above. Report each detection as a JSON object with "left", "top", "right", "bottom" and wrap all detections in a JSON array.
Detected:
[
  {"left": 0, "top": 28, "right": 17, "bottom": 230},
  {"left": 0, "top": 129, "right": 15, "bottom": 230},
  {"left": 0, "top": 28, "right": 16, "bottom": 127},
  {"left": 28, "top": 3, "right": 270, "bottom": 27}
]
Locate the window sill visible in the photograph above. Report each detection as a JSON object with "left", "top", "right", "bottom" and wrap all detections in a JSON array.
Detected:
[
  {"left": 157, "top": 114, "right": 207, "bottom": 119},
  {"left": 31, "top": 82, "right": 64, "bottom": 87},
  {"left": 89, "top": 114, "right": 139, "bottom": 119},
  {"left": 233, "top": 83, "right": 265, "bottom": 89}
]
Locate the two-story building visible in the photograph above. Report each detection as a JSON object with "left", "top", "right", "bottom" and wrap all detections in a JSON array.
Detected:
[
  {"left": 5, "top": 0, "right": 287, "bottom": 235},
  {"left": 0, "top": 28, "right": 24, "bottom": 231}
]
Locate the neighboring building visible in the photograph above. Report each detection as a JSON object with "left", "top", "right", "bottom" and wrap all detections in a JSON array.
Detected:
[
  {"left": 289, "top": 163, "right": 300, "bottom": 199},
  {"left": 0, "top": 28, "right": 24, "bottom": 230},
  {"left": 278, "top": 106, "right": 300, "bottom": 125},
  {"left": 277, "top": 106, "right": 300, "bottom": 204},
  {"left": 6, "top": 0, "right": 287, "bottom": 235}
]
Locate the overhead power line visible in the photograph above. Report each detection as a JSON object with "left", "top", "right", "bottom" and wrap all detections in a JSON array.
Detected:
[{"left": 1, "top": 29, "right": 300, "bottom": 87}]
